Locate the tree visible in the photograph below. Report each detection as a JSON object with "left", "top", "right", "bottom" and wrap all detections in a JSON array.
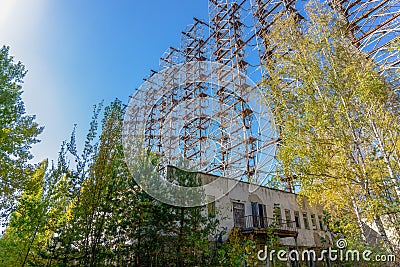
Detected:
[
  {"left": 0, "top": 152, "right": 73, "bottom": 267},
  {"left": 0, "top": 161, "right": 48, "bottom": 266},
  {"left": 0, "top": 46, "right": 43, "bottom": 223},
  {"left": 41, "top": 100, "right": 221, "bottom": 266},
  {"left": 264, "top": 2, "right": 400, "bottom": 253}
]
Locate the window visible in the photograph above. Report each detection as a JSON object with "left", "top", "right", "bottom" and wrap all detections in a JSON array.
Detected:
[
  {"left": 259, "top": 203, "right": 267, "bottom": 218},
  {"left": 303, "top": 212, "right": 310, "bottom": 229},
  {"left": 285, "top": 209, "right": 292, "bottom": 228},
  {"left": 273, "top": 203, "right": 282, "bottom": 226},
  {"left": 233, "top": 202, "right": 245, "bottom": 228},
  {"left": 311, "top": 214, "right": 317, "bottom": 230},
  {"left": 251, "top": 202, "right": 267, "bottom": 228},
  {"left": 294, "top": 211, "right": 301, "bottom": 228},
  {"left": 318, "top": 215, "right": 324, "bottom": 230},
  {"left": 251, "top": 202, "right": 260, "bottom": 228},
  {"left": 259, "top": 204, "right": 267, "bottom": 228}
]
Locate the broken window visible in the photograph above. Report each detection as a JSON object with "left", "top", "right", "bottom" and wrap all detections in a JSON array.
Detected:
[
  {"left": 294, "top": 211, "right": 301, "bottom": 228},
  {"left": 311, "top": 214, "right": 317, "bottom": 230},
  {"left": 285, "top": 209, "right": 292, "bottom": 228},
  {"left": 303, "top": 212, "right": 310, "bottom": 230},
  {"left": 233, "top": 202, "right": 245, "bottom": 228}
]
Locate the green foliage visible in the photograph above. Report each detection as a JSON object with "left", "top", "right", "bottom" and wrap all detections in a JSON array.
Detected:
[
  {"left": 0, "top": 149, "right": 74, "bottom": 266},
  {"left": 216, "top": 228, "right": 257, "bottom": 267},
  {"left": 216, "top": 227, "right": 285, "bottom": 267},
  {"left": 0, "top": 161, "right": 47, "bottom": 266},
  {"left": 0, "top": 45, "right": 43, "bottom": 222},
  {"left": 26, "top": 100, "right": 221, "bottom": 266}
]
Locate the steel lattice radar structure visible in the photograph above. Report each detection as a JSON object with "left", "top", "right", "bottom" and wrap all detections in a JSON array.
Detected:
[
  {"left": 123, "top": 62, "right": 278, "bottom": 207},
  {"left": 123, "top": 0, "right": 399, "bottom": 207}
]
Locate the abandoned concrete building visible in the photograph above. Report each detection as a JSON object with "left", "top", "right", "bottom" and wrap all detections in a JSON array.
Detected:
[
  {"left": 201, "top": 172, "right": 332, "bottom": 250},
  {"left": 164, "top": 166, "right": 333, "bottom": 266},
  {"left": 204, "top": 175, "right": 332, "bottom": 248}
]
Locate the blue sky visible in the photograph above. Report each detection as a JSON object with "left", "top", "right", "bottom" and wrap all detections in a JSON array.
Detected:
[{"left": 0, "top": 0, "right": 209, "bottom": 163}]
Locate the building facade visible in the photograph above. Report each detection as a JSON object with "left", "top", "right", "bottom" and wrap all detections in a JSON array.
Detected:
[{"left": 198, "top": 171, "right": 333, "bottom": 266}]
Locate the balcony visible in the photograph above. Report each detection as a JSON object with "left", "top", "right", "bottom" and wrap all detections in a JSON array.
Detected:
[{"left": 234, "top": 215, "right": 298, "bottom": 237}]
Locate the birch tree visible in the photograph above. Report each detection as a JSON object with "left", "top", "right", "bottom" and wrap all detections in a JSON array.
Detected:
[
  {"left": 264, "top": 2, "right": 400, "bottom": 253},
  {"left": 0, "top": 46, "right": 43, "bottom": 223}
]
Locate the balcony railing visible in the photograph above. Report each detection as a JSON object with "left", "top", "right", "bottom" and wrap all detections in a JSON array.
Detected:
[{"left": 234, "top": 215, "right": 298, "bottom": 236}]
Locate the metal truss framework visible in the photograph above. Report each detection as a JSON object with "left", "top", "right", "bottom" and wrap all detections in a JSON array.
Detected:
[
  {"left": 130, "top": 0, "right": 399, "bottom": 191},
  {"left": 331, "top": 0, "right": 400, "bottom": 83}
]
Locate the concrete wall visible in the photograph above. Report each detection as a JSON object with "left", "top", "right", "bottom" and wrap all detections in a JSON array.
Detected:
[{"left": 198, "top": 172, "right": 332, "bottom": 249}]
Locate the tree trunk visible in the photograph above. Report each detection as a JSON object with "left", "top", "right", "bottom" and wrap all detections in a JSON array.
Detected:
[
  {"left": 351, "top": 199, "right": 367, "bottom": 244},
  {"left": 374, "top": 215, "right": 395, "bottom": 254},
  {"left": 371, "top": 120, "right": 400, "bottom": 199}
]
